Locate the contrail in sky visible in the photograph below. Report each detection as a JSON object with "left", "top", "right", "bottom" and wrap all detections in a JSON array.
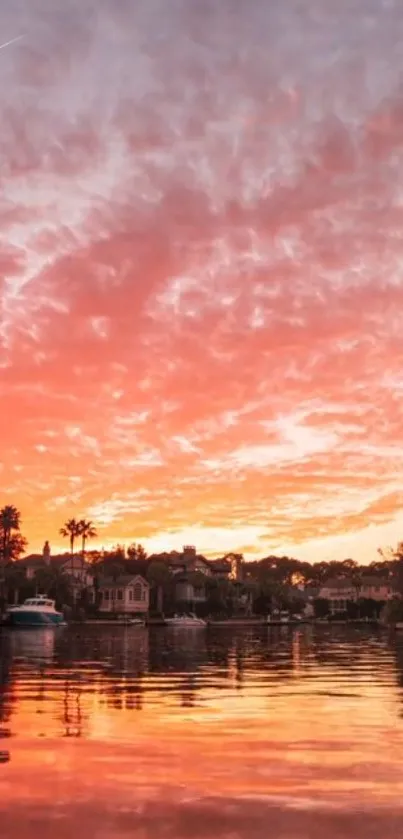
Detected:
[{"left": 0, "top": 35, "right": 24, "bottom": 52}]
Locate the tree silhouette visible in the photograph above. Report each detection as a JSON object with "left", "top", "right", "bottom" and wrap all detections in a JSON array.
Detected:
[
  {"left": 0, "top": 505, "right": 26, "bottom": 604},
  {"left": 59, "top": 518, "right": 81, "bottom": 555},
  {"left": 127, "top": 543, "right": 147, "bottom": 561},
  {"left": 0, "top": 506, "right": 22, "bottom": 562},
  {"left": 77, "top": 520, "right": 97, "bottom": 554}
]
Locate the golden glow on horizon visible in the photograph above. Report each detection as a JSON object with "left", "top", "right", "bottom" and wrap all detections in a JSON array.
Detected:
[{"left": 2, "top": 1, "right": 403, "bottom": 564}]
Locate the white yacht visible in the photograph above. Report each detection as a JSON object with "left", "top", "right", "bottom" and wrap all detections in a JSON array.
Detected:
[
  {"left": 164, "top": 613, "right": 207, "bottom": 628},
  {"left": 2, "top": 595, "right": 66, "bottom": 628}
]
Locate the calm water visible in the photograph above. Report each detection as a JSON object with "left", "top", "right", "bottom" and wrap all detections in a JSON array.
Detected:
[{"left": 1, "top": 624, "right": 403, "bottom": 838}]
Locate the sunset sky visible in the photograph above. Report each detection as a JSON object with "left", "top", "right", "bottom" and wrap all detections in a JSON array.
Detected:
[{"left": 1, "top": 0, "right": 403, "bottom": 563}]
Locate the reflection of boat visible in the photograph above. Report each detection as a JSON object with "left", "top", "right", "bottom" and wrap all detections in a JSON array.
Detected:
[
  {"left": 84, "top": 618, "right": 146, "bottom": 626},
  {"left": 164, "top": 613, "right": 207, "bottom": 628},
  {"left": 207, "top": 618, "right": 264, "bottom": 627},
  {"left": 2, "top": 595, "right": 66, "bottom": 628},
  {"left": 8, "top": 628, "right": 57, "bottom": 661},
  {"left": 267, "top": 611, "right": 291, "bottom": 625}
]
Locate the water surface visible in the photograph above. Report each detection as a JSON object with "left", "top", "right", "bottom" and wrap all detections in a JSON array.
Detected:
[{"left": 1, "top": 624, "right": 403, "bottom": 838}]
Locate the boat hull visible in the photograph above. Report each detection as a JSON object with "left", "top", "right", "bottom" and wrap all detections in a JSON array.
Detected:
[
  {"left": 165, "top": 620, "right": 206, "bottom": 628},
  {"left": 2, "top": 609, "right": 66, "bottom": 628}
]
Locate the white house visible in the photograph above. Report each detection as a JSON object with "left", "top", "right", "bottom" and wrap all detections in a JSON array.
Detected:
[
  {"left": 98, "top": 575, "right": 149, "bottom": 615},
  {"left": 318, "top": 578, "right": 358, "bottom": 614}
]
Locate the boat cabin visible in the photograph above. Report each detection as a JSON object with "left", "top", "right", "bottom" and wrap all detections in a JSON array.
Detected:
[{"left": 22, "top": 597, "right": 55, "bottom": 609}]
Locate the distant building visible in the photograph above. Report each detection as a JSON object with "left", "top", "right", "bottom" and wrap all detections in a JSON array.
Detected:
[
  {"left": 209, "top": 558, "right": 232, "bottom": 579},
  {"left": 174, "top": 574, "right": 207, "bottom": 607},
  {"left": 148, "top": 547, "right": 214, "bottom": 577},
  {"left": 98, "top": 575, "right": 149, "bottom": 616},
  {"left": 17, "top": 543, "right": 94, "bottom": 602},
  {"left": 318, "top": 578, "right": 358, "bottom": 614},
  {"left": 359, "top": 576, "right": 394, "bottom": 602}
]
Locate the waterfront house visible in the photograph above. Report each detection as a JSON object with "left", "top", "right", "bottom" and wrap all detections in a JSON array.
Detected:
[
  {"left": 51, "top": 555, "right": 94, "bottom": 586},
  {"left": 174, "top": 572, "right": 207, "bottom": 608},
  {"left": 148, "top": 546, "right": 214, "bottom": 577},
  {"left": 318, "top": 578, "right": 358, "bottom": 614},
  {"left": 18, "top": 555, "right": 46, "bottom": 581},
  {"left": 98, "top": 575, "right": 149, "bottom": 616},
  {"left": 358, "top": 576, "right": 394, "bottom": 601},
  {"left": 18, "top": 542, "right": 95, "bottom": 603},
  {"left": 209, "top": 558, "right": 232, "bottom": 579},
  {"left": 148, "top": 546, "right": 241, "bottom": 581}
]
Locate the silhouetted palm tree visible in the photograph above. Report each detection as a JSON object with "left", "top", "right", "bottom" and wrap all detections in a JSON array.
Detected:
[
  {"left": 78, "top": 520, "right": 97, "bottom": 555},
  {"left": 59, "top": 518, "right": 81, "bottom": 555},
  {"left": 0, "top": 505, "right": 21, "bottom": 562}
]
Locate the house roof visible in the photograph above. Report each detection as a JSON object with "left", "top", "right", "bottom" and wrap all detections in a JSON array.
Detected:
[
  {"left": 98, "top": 574, "right": 149, "bottom": 589},
  {"left": 209, "top": 559, "right": 231, "bottom": 572},
  {"left": 148, "top": 551, "right": 211, "bottom": 569},
  {"left": 321, "top": 577, "right": 357, "bottom": 590},
  {"left": 50, "top": 556, "right": 86, "bottom": 568},
  {"left": 18, "top": 554, "right": 91, "bottom": 571},
  {"left": 18, "top": 555, "right": 44, "bottom": 568},
  {"left": 360, "top": 576, "right": 391, "bottom": 587}
]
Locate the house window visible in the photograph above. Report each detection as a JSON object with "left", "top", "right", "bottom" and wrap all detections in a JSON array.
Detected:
[
  {"left": 128, "top": 589, "right": 133, "bottom": 601},
  {"left": 111, "top": 591, "right": 115, "bottom": 601},
  {"left": 133, "top": 583, "right": 142, "bottom": 601},
  {"left": 117, "top": 590, "right": 123, "bottom": 601},
  {"left": 104, "top": 590, "right": 109, "bottom": 601}
]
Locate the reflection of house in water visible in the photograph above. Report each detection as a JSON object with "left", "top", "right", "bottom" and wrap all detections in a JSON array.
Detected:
[
  {"left": 391, "top": 637, "right": 403, "bottom": 714},
  {"left": 148, "top": 628, "right": 208, "bottom": 674},
  {"left": 93, "top": 629, "right": 149, "bottom": 713},
  {"left": 62, "top": 677, "right": 83, "bottom": 738},
  {"left": 0, "top": 638, "right": 15, "bottom": 731},
  {"left": 55, "top": 627, "right": 150, "bottom": 716},
  {"left": 179, "top": 673, "right": 197, "bottom": 708},
  {"left": 146, "top": 628, "right": 208, "bottom": 708}
]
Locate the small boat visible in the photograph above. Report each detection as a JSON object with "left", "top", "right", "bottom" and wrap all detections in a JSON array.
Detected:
[
  {"left": 2, "top": 595, "right": 66, "bottom": 628},
  {"left": 164, "top": 613, "right": 207, "bottom": 628},
  {"left": 267, "top": 611, "right": 293, "bottom": 626},
  {"left": 125, "top": 617, "right": 146, "bottom": 626}
]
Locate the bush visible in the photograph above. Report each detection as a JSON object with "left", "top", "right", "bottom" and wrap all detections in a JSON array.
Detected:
[
  {"left": 313, "top": 598, "right": 330, "bottom": 618},
  {"left": 381, "top": 598, "right": 403, "bottom": 625}
]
